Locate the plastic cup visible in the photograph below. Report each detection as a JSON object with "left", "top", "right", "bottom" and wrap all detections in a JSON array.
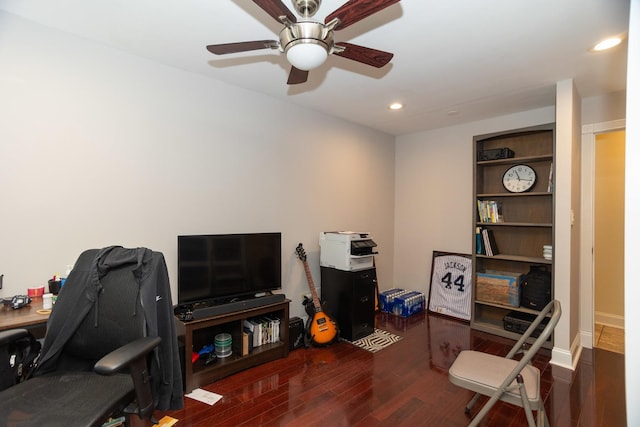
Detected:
[{"left": 43, "top": 293, "right": 53, "bottom": 310}]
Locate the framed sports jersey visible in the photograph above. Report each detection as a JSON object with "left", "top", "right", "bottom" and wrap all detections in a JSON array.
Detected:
[{"left": 428, "top": 251, "right": 472, "bottom": 321}]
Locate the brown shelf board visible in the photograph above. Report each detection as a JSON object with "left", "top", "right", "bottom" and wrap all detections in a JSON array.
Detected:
[
  {"left": 475, "top": 300, "right": 547, "bottom": 316},
  {"left": 477, "top": 154, "right": 553, "bottom": 166},
  {"left": 190, "top": 342, "right": 287, "bottom": 386},
  {"left": 477, "top": 222, "right": 552, "bottom": 227},
  {"left": 191, "top": 341, "right": 285, "bottom": 372},
  {"left": 472, "top": 318, "right": 508, "bottom": 333},
  {"left": 176, "top": 300, "right": 290, "bottom": 330},
  {"left": 477, "top": 192, "right": 552, "bottom": 198},
  {"left": 475, "top": 300, "right": 519, "bottom": 313},
  {"left": 476, "top": 254, "right": 552, "bottom": 264},
  {"left": 471, "top": 318, "right": 553, "bottom": 349}
]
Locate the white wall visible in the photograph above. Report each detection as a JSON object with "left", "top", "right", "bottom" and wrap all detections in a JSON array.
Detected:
[
  {"left": 625, "top": 0, "right": 640, "bottom": 424},
  {"left": 0, "top": 12, "right": 396, "bottom": 320},
  {"left": 553, "top": 79, "right": 583, "bottom": 369},
  {"left": 393, "top": 107, "right": 555, "bottom": 295},
  {"left": 583, "top": 91, "right": 627, "bottom": 124}
]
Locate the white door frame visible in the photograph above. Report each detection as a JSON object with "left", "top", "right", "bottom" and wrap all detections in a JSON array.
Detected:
[{"left": 580, "top": 119, "right": 626, "bottom": 348}]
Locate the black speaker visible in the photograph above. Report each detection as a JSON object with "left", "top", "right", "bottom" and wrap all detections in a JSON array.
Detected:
[
  {"left": 289, "top": 317, "right": 305, "bottom": 350},
  {"left": 477, "top": 147, "right": 515, "bottom": 161}
]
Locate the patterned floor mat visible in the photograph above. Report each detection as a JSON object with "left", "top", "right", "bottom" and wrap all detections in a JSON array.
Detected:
[{"left": 348, "top": 328, "right": 402, "bottom": 353}]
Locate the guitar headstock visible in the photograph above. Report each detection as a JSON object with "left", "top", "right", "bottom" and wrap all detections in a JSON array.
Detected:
[{"left": 295, "top": 243, "right": 307, "bottom": 262}]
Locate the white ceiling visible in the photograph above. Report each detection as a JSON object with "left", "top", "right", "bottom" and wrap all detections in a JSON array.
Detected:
[{"left": 0, "top": 0, "right": 630, "bottom": 136}]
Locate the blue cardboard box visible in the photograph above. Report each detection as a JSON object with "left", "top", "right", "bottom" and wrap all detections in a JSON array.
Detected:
[
  {"left": 378, "top": 288, "right": 409, "bottom": 313},
  {"left": 392, "top": 291, "right": 425, "bottom": 317},
  {"left": 476, "top": 272, "right": 521, "bottom": 307}
]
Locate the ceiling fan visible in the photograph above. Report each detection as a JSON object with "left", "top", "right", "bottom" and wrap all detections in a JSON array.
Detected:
[{"left": 206, "top": 0, "right": 400, "bottom": 85}]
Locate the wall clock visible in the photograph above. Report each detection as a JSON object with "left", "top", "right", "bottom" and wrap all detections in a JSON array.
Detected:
[{"left": 502, "top": 164, "right": 536, "bottom": 193}]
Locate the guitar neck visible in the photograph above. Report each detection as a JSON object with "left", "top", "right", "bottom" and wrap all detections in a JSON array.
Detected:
[{"left": 302, "top": 260, "right": 322, "bottom": 311}]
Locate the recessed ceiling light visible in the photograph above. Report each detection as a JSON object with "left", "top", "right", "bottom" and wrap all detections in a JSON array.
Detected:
[
  {"left": 389, "top": 102, "right": 404, "bottom": 110},
  {"left": 592, "top": 36, "right": 622, "bottom": 51}
]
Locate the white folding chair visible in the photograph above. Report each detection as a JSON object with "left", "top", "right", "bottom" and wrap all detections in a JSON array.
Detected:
[{"left": 449, "top": 300, "right": 561, "bottom": 427}]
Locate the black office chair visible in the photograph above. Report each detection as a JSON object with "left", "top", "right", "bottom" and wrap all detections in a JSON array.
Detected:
[
  {"left": 0, "top": 247, "right": 183, "bottom": 426},
  {"left": 0, "top": 327, "right": 40, "bottom": 391}
]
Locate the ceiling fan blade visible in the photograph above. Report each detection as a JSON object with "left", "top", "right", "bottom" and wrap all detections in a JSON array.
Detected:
[
  {"left": 253, "top": 0, "right": 297, "bottom": 24},
  {"left": 333, "top": 42, "right": 393, "bottom": 68},
  {"left": 287, "top": 66, "right": 309, "bottom": 85},
  {"left": 326, "top": 0, "right": 400, "bottom": 31},
  {"left": 206, "top": 40, "right": 279, "bottom": 55}
]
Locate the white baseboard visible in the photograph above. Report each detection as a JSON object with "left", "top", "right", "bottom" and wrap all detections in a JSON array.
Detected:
[
  {"left": 594, "top": 311, "right": 625, "bottom": 329},
  {"left": 551, "top": 333, "right": 583, "bottom": 371},
  {"left": 580, "top": 330, "right": 593, "bottom": 349}
]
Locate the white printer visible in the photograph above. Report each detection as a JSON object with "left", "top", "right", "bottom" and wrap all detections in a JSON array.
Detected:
[{"left": 319, "top": 231, "right": 378, "bottom": 271}]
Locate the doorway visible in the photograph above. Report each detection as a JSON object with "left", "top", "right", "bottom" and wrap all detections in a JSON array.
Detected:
[
  {"left": 593, "top": 130, "right": 625, "bottom": 354},
  {"left": 579, "top": 119, "right": 625, "bottom": 352}
]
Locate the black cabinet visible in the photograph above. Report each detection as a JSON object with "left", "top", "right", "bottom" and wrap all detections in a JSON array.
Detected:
[{"left": 320, "top": 267, "right": 376, "bottom": 341}]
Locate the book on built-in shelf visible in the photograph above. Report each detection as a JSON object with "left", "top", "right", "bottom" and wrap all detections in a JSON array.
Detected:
[
  {"left": 481, "top": 228, "right": 499, "bottom": 256},
  {"left": 477, "top": 200, "right": 487, "bottom": 222},
  {"left": 487, "top": 230, "right": 499, "bottom": 256},
  {"left": 477, "top": 200, "right": 504, "bottom": 223},
  {"left": 481, "top": 229, "right": 491, "bottom": 256},
  {"left": 476, "top": 227, "right": 485, "bottom": 254},
  {"left": 547, "top": 162, "right": 553, "bottom": 192}
]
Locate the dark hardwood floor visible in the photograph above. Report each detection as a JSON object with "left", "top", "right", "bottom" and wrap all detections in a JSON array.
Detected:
[{"left": 157, "top": 311, "right": 626, "bottom": 426}]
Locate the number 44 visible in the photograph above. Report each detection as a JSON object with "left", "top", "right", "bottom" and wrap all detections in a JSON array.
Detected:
[{"left": 441, "top": 272, "right": 465, "bottom": 292}]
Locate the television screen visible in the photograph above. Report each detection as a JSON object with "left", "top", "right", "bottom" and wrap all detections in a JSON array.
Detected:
[{"left": 178, "top": 233, "right": 282, "bottom": 305}]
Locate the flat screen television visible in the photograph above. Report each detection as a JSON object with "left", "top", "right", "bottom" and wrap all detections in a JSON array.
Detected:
[{"left": 177, "top": 232, "right": 281, "bottom": 306}]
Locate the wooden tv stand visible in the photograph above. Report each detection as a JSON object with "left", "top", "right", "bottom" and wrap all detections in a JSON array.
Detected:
[{"left": 175, "top": 299, "right": 290, "bottom": 393}]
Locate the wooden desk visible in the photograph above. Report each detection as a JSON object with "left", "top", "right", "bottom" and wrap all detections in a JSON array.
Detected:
[{"left": 0, "top": 297, "right": 50, "bottom": 337}]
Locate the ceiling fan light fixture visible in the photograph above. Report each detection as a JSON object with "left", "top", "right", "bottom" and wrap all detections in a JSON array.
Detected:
[
  {"left": 280, "top": 21, "right": 333, "bottom": 71},
  {"left": 286, "top": 41, "right": 328, "bottom": 70}
]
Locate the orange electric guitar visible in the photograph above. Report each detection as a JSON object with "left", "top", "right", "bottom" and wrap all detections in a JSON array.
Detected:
[{"left": 295, "top": 243, "right": 339, "bottom": 346}]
